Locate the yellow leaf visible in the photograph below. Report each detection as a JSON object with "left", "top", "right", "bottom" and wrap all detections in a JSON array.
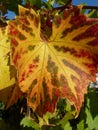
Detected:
[
  {"left": 0, "top": 25, "right": 15, "bottom": 89},
  {"left": 0, "top": 24, "right": 22, "bottom": 106}
]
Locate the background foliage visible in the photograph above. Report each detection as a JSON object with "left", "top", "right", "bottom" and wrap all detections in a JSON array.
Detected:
[
  {"left": 0, "top": 90, "right": 98, "bottom": 130},
  {"left": 0, "top": 0, "right": 98, "bottom": 130}
]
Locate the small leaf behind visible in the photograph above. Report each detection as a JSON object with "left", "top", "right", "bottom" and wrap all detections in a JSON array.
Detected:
[{"left": 20, "top": 116, "right": 40, "bottom": 130}]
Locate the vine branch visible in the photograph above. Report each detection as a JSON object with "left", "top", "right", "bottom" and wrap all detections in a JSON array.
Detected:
[
  {"left": 54, "top": 5, "right": 98, "bottom": 10},
  {"left": 82, "top": 6, "right": 98, "bottom": 10}
]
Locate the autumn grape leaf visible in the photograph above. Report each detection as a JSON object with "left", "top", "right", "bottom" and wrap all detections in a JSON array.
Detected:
[
  {"left": 9, "top": 6, "right": 98, "bottom": 117},
  {"left": 0, "top": 24, "right": 22, "bottom": 107},
  {"left": 0, "top": 25, "right": 15, "bottom": 90}
]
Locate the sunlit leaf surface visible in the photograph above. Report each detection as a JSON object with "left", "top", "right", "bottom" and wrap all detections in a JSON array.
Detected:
[
  {"left": 0, "top": 25, "right": 22, "bottom": 106},
  {"left": 0, "top": 25, "right": 15, "bottom": 90},
  {"left": 9, "top": 6, "right": 98, "bottom": 116}
]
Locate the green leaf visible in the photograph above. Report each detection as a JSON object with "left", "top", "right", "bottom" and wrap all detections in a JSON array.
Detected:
[
  {"left": 55, "top": 0, "right": 69, "bottom": 5},
  {"left": 42, "top": 112, "right": 56, "bottom": 125},
  {"left": 80, "top": 3, "right": 86, "bottom": 14},
  {"left": 58, "top": 112, "right": 73, "bottom": 129},
  {"left": 47, "top": 0, "right": 55, "bottom": 7},
  {"left": 38, "top": 116, "right": 45, "bottom": 128},
  {"left": 24, "top": 0, "right": 42, "bottom": 8},
  {"left": 63, "top": 122, "right": 72, "bottom": 130},
  {"left": 85, "top": 100, "right": 94, "bottom": 130},
  {"left": 85, "top": 128, "right": 90, "bottom": 130},
  {"left": 88, "top": 9, "right": 98, "bottom": 18},
  {"left": 20, "top": 116, "right": 40, "bottom": 130},
  {"left": 77, "top": 120, "right": 84, "bottom": 130},
  {"left": 93, "top": 116, "right": 98, "bottom": 130}
]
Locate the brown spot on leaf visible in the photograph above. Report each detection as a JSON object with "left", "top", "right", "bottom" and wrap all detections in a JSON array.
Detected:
[
  {"left": 29, "top": 79, "right": 37, "bottom": 91},
  {"left": 28, "top": 45, "right": 35, "bottom": 51}
]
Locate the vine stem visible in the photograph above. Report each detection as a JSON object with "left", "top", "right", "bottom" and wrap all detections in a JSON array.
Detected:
[
  {"left": 82, "top": 6, "right": 98, "bottom": 10},
  {"left": 53, "top": 5, "right": 98, "bottom": 10}
]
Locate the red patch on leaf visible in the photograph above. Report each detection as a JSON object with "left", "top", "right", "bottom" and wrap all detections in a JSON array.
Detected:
[
  {"left": 19, "top": 17, "right": 30, "bottom": 25},
  {"left": 71, "top": 15, "right": 86, "bottom": 27},
  {"left": 9, "top": 25, "right": 18, "bottom": 36},
  {"left": 20, "top": 72, "right": 26, "bottom": 82},
  {"left": 88, "top": 24, "right": 98, "bottom": 36},
  {"left": 13, "top": 52, "right": 21, "bottom": 66},
  {"left": 74, "top": 49, "right": 92, "bottom": 59},
  {"left": 11, "top": 38, "right": 18, "bottom": 47},
  {"left": 88, "top": 39, "right": 98, "bottom": 46}
]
